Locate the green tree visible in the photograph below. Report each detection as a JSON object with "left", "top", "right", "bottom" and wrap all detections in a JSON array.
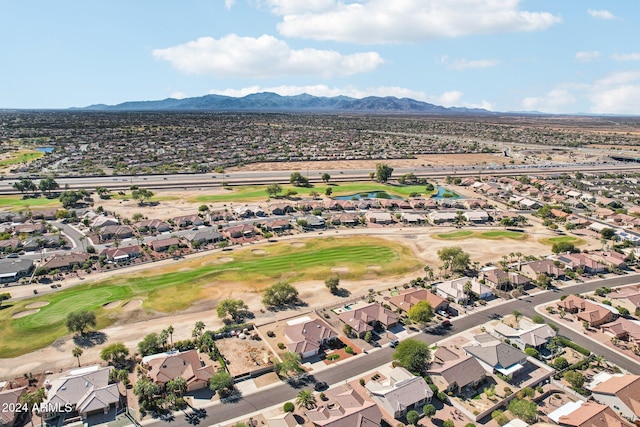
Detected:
[
  {"left": 192, "top": 321, "right": 206, "bottom": 343},
  {"left": 437, "top": 246, "right": 471, "bottom": 274},
  {"left": 392, "top": 338, "right": 431, "bottom": 375},
  {"left": 0, "top": 292, "right": 10, "bottom": 308},
  {"left": 532, "top": 315, "right": 545, "bottom": 324},
  {"left": 19, "top": 388, "right": 46, "bottom": 413},
  {"left": 216, "top": 298, "right": 249, "bottom": 323},
  {"left": 600, "top": 227, "right": 616, "bottom": 240},
  {"left": 375, "top": 163, "right": 394, "bottom": 182},
  {"left": 266, "top": 183, "right": 283, "bottom": 197},
  {"left": 273, "top": 351, "right": 304, "bottom": 377},
  {"left": 72, "top": 346, "right": 83, "bottom": 367},
  {"left": 325, "top": 187, "right": 333, "bottom": 196},
  {"left": 513, "top": 310, "right": 522, "bottom": 322},
  {"left": 166, "top": 377, "right": 188, "bottom": 408},
  {"left": 100, "top": 342, "right": 130, "bottom": 368},
  {"left": 407, "top": 301, "right": 434, "bottom": 324},
  {"left": 508, "top": 398, "right": 538, "bottom": 424},
  {"left": 321, "top": 173, "right": 331, "bottom": 183},
  {"left": 443, "top": 421, "right": 455, "bottom": 427},
  {"left": 283, "top": 402, "right": 295, "bottom": 412},
  {"left": 564, "top": 370, "right": 585, "bottom": 389},
  {"left": 134, "top": 377, "right": 161, "bottom": 410},
  {"left": 553, "top": 356, "right": 569, "bottom": 370},
  {"left": 132, "top": 187, "right": 154, "bottom": 205},
  {"left": 209, "top": 371, "right": 235, "bottom": 397},
  {"left": 406, "top": 410, "right": 420, "bottom": 425},
  {"left": 325, "top": 276, "right": 340, "bottom": 294},
  {"left": 524, "top": 348, "right": 539, "bottom": 359},
  {"left": 423, "top": 403, "right": 436, "bottom": 418},
  {"left": 262, "top": 282, "right": 299, "bottom": 307},
  {"left": 295, "top": 389, "right": 317, "bottom": 409},
  {"left": 552, "top": 241, "right": 578, "bottom": 254},
  {"left": 59, "top": 190, "right": 85, "bottom": 208},
  {"left": 38, "top": 177, "right": 59, "bottom": 195},
  {"left": 491, "top": 410, "right": 509, "bottom": 426},
  {"left": 96, "top": 186, "right": 111, "bottom": 199},
  {"left": 13, "top": 178, "right": 37, "bottom": 196},
  {"left": 289, "top": 172, "right": 309, "bottom": 187},
  {"left": 138, "top": 332, "right": 163, "bottom": 356},
  {"left": 65, "top": 310, "right": 97, "bottom": 335}
]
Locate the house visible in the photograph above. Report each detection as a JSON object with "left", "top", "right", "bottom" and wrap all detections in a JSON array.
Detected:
[
  {"left": 428, "top": 211, "right": 457, "bottom": 224},
  {"left": 549, "top": 400, "right": 633, "bottom": 427},
  {"left": 400, "top": 212, "right": 425, "bottom": 224},
  {"left": 365, "top": 211, "right": 394, "bottom": 224},
  {"left": 135, "top": 219, "right": 171, "bottom": 233},
  {"left": 269, "top": 203, "right": 295, "bottom": 215},
  {"left": 149, "top": 237, "right": 181, "bottom": 252},
  {"left": 0, "top": 238, "right": 22, "bottom": 252},
  {"left": 492, "top": 323, "right": 556, "bottom": 350},
  {"left": 338, "top": 303, "right": 398, "bottom": 338},
  {"left": 365, "top": 367, "right": 433, "bottom": 419},
  {"left": 305, "top": 386, "right": 382, "bottom": 427},
  {"left": 284, "top": 317, "right": 338, "bottom": 359},
  {"left": 23, "top": 234, "right": 65, "bottom": 251},
  {"left": 172, "top": 214, "right": 203, "bottom": 228},
  {"left": 590, "top": 374, "right": 640, "bottom": 421},
  {"left": 266, "top": 412, "right": 298, "bottom": 427},
  {"left": 551, "top": 208, "right": 570, "bottom": 219},
  {"left": 557, "top": 294, "right": 587, "bottom": 313},
  {"left": 519, "top": 198, "right": 541, "bottom": 209},
  {"left": 464, "top": 338, "right": 528, "bottom": 377},
  {"left": 13, "top": 221, "right": 46, "bottom": 235},
  {"left": 0, "top": 259, "right": 34, "bottom": 283},
  {"left": 555, "top": 253, "right": 607, "bottom": 275},
  {"left": 223, "top": 224, "right": 255, "bottom": 239},
  {"left": 40, "top": 252, "right": 88, "bottom": 271},
  {"left": 463, "top": 211, "right": 489, "bottom": 223},
  {"left": 595, "top": 207, "right": 615, "bottom": 219},
  {"left": 330, "top": 213, "right": 360, "bottom": 226},
  {"left": 183, "top": 229, "right": 224, "bottom": 247},
  {"left": 300, "top": 215, "right": 325, "bottom": 229},
  {"left": 145, "top": 349, "right": 215, "bottom": 391},
  {"left": 99, "top": 245, "right": 142, "bottom": 263},
  {"left": 258, "top": 219, "right": 292, "bottom": 232},
  {"left": 520, "top": 259, "right": 565, "bottom": 280},
  {"left": 482, "top": 268, "right": 531, "bottom": 290},
  {"left": 426, "top": 352, "right": 486, "bottom": 394},
  {"left": 589, "top": 250, "right": 628, "bottom": 269},
  {"left": 91, "top": 216, "right": 119, "bottom": 229},
  {"left": 42, "top": 365, "right": 120, "bottom": 421},
  {"left": 436, "top": 277, "right": 493, "bottom": 304},
  {"left": 0, "top": 387, "right": 26, "bottom": 427},
  {"left": 99, "top": 225, "right": 133, "bottom": 241},
  {"left": 577, "top": 301, "right": 619, "bottom": 328},
  {"left": 388, "top": 288, "right": 449, "bottom": 314}
]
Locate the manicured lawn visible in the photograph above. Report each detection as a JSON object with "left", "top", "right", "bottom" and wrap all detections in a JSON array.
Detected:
[
  {"left": 0, "top": 195, "right": 61, "bottom": 211},
  {"left": 433, "top": 230, "right": 528, "bottom": 241},
  {"left": 0, "top": 149, "right": 44, "bottom": 167},
  {"left": 0, "top": 236, "right": 421, "bottom": 357},
  {"left": 190, "top": 182, "right": 431, "bottom": 203},
  {"left": 538, "top": 235, "right": 586, "bottom": 246}
]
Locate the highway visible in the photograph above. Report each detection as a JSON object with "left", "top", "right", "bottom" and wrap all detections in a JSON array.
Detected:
[{"left": 146, "top": 273, "right": 640, "bottom": 427}]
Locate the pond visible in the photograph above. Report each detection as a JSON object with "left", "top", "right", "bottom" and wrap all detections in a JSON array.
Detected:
[
  {"left": 333, "top": 191, "right": 403, "bottom": 200},
  {"left": 431, "top": 186, "right": 462, "bottom": 199},
  {"left": 35, "top": 147, "right": 54, "bottom": 153}
]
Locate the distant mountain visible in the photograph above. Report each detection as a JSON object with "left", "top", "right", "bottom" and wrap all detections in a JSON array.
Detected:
[{"left": 79, "top": 92, "right": 494, "bottom": 115}]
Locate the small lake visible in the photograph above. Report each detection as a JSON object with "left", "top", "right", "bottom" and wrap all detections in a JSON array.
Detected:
[
  {"left": 431, "top": 187, "right": 462, "bottom": 199},
  {"left": 35, "top": 147, "right": 54, "bottom": 153},
  {"left": 333, "top": 191, "right": 403, "bottom": 200}
]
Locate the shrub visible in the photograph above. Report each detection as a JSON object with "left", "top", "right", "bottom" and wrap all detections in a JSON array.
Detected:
[
  {"left": 443, "top": 420, "right": 454, "bottom": 427},
  {"left": 266, "top": 330, "right": 275, "bottom": 338},
  {"left": 423, "top": 404, "right": 436, "bottom": 417},
  {"left": 503, "top": 386, "right": 513, "bottom": 396},
  {"left": 277, "top": 343, "right": 285, "bottom": 350},
  {"left": 437, "top": 391, "right": 448, "bottom": 402},
  {"left": 359, "top": 378, "right": 365, "bottom": 386},
  {"left": 525, "top": 348, "right": 539, "bottom": 359},
  {"left": 554, "top": 357, "right": 569, "bottom": 370},
  {"left": 491, "top": 410, "right": 509, "bottom": 426},
  {"left": 283, "top": 402, "right": 294, "bottom": 413},
  {"left": 345, "top": 346, "right": 354, "bottom": 354},
  {"left": 558, "top": 336, "right": 590, "bottom": 356},
  {"left": 406, "top": 410, "right": 420, "bottom": 425}
]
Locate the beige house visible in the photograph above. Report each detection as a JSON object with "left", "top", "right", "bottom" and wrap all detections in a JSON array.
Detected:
[
  {"left": 590, "top": 374, "right": 640, "bottom": 422},
  {"left": 284, "top": 318, "right": 338, "bottom": 359},
  {"left": 145, "top": 349, "right": 215, "bottom": 391}
]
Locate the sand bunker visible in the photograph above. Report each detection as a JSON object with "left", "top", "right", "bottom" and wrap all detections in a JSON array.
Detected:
[
  {"left": 290, "top": 242, "right": 305, "bottom": 248},
  {"left": 252, "top": 249, "right": 266, "bottom": 255},
  {"left": 122, "top": 299, "right": 143, "bottom": 311},
  {"left": 217, "top": 257, "right": 234, "bottom": 263},
  {"left": 12, "top": 309, "right": 39, "bottom": 319},
  {"left": 367, "top": 265, "right": 382, "bottom": 270},
  {"left": 26, "top": 301, "right": 49, "bottom": 309},
  {"left": 331, "top": 267, "right": 350, "bottom": 273},
  {"left": 103, "top": 301, "right": 122, "bottom": 309}
]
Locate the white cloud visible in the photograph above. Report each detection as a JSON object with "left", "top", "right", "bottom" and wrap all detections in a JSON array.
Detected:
[
  {"left": 170, "top": 91, "right": 187, "bottom": 99},
  {"left": 575, "top": 51, "right": 600, "bottom": 62},
  {"left": 152, "top": 34, "right": 384, "bottom": 78},
  {"left": 269, "top": 0, "right": 561, "bottom": 44},
  {"left": 208, "top": 85, "right": 492, "bottom": 109},
  {"left": 224, "top": 0, "right": 236, "bottom": 9},
  {"left": 587, "top": 8, "right": 617, "bottom": 20},
  {"left": 445, "top": 58, "right": 499, "bottom": 70},
  {"left": 611, "top": 53, "right": 640, "bottom": 61},
  {"left": 521, "top": 89, "right": 576, "bottom": 113},
  {"left": 589, "top": 71, "right": 640, "bottom": 114}
]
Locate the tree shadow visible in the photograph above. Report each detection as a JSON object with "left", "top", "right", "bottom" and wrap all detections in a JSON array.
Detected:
[
  {"left": 0, "top": 304, "right": 13, "bottom": 311},
  {"left": 334, "top": 288, "right": 351, "bottom": 298},
  {"left": 73, "top": 331, "right": 107, "bottom": 347}
]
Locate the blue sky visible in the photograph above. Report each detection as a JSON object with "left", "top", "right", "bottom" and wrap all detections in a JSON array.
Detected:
[{"left": 2, "top": 0, "right": 639, "bottom": 114}]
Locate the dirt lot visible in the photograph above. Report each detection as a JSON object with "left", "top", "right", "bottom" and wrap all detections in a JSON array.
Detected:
[{"left": 214, "top": 335, "right": 273, "bottom": 378}]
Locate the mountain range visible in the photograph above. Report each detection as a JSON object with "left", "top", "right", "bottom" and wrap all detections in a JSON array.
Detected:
[{"left": 80, "top": 92, "right": 495, "bottom": 115}]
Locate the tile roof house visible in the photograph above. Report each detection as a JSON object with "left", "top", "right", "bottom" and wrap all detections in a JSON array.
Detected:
[
  {"left": 99, "top": 245, "right": 142, "bottom": 263},
  {"left": 149, "top": 237, "right": 181, "bottom": 252},
  {"left": 183, "top": 229, "right": 224, "bottom": 247},
  {"left": 145, "top": 349, "right": 215, "bottom": 392},
  {"left": 135, "top": 219, "right": 171, "bottom": 233},
  {"left": 549, "top": 400, "right": 633, "bottom": 427},
  {"left": 492, "top": 323, "right": 556, "bottom": 350},
  {"left": 388, "top": 288, "right": 448, "bottom": 313},
  {"left": 172, "top": 214, "right": 204, "bottom": 228},
  {"left": 41, "top": 252, "right": 88, "bottom": 271},
  {"left": 365, "top": 211, "right": 394, "bottom": 224},
  {"left": 520, "top": 259, "right": 566, "bottom": 280},
  {"left": 554, "top": 253, "right": 607, "bottom": 275},
  {"left": 0, "top": 387, "right": 26, "bottom": 427},
  {"left": 557, "top": 294, "right": 587, "bottom": 313},
  {"left": 589, "top": 250, "right": 628, "bottom": 269},
  {"left": 590, "top": 374, "right": 640, "bottom": 422},
  {"left": 436, "top": 277, "right": 493, "bottom": 304},
  {"left": 338, "top": 303, "right": 398, "bottom": 338},
  {"left": 305, "top": 386, "right": 382, "bottom": 427},
  {"left": 365, "top": 367, "right": 433, "bottom": 419},
  {"left": 576, "top": 301, "right": 619, "bottom": 328},
  {"left": 284, "top": 317, "right": 338, "bottom": 359},
  {"left": 464, "top": 339, "right": 528, "bottom": 377},
  {"left": 601, "top": 318, "right": 640, "bottom": 343},
  {"left": 426, "top": 353, "right": 486, "bottom": 394},
  {"left": 43, "top": 365, "right": 120, "bottom": 421},
  {"left": 99, "top": 225, "right": 134, "bottom": 241},
  {"left": 223, "top": 224, "right": 256, "bottom": 239},
  {"left": 482, "top": 268, "right": 531, "bottom": 289}
]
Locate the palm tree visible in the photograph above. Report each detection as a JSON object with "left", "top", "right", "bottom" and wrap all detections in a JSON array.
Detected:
[
  {"left": 513, "top": 310, "right": 522, "bottom": 323},
  {"left": 167, "top": 325, "right": 174, "bottom": 347},
  {"left": 295, "top": 389, "right": 317, "bottom": 409},
  {"left": 72, "top": 346, "right": 83, "bottom": 367}
]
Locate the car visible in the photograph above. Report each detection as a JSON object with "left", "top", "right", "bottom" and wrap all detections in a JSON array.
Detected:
[
  {"left": 389, "top": 339, "right": 400, "bottom": 348},
  {"left": 6, "top": 254, "right": 19, "bottom": 258},
  {"left": 441, "top": 320, "right": 451, "bottom": 327},
  {"left": 437, "top": 310, "right": 449, "bottom": 318},
  {"left": 314, "top": 381, "right": 328, "bottom": 391}
]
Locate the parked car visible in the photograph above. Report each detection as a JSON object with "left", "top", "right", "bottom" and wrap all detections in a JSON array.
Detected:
[
  {"left": 314, "top": 381, "right": 328, "bottom": 391},
  {"left": 389, "top": 339, "right": 400, "bottom": 348},
  {"left": 437, "top": 310, "right": 449, "bottom": 318},
  {"left": 441, "top": 320, "right": 451, "bottom": 327}
]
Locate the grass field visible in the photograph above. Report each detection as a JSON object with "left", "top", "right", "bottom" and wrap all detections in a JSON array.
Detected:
[
  {"left": 190, "top": 182, "right": 433, "bottom": 203},
  {"left": 0, "top": 236, "right": 420, "bottom": 357},
  {"left": 538, "top": 235, "right": 586, "bottom": 246},
  {"left": 0, "top": 149, "right": 44, "bottom": 168},
  {"left": 433, "top": 230, "right": 528, "bottom": 241},
  {"left": 0, "top": 195, "right": 61, "bottom": 211}
]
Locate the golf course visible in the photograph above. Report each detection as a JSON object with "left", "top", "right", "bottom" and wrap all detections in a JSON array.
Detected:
[
  {"left": 0, "top": 236, "right": 421, "bottom": 358},
  {"left": 433, "top": 230, "right": 529, "bottom": 241}
]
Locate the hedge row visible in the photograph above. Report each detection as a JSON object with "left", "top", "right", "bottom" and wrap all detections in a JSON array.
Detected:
[{"left": 558, "top": 336, "right": 591, "bottom": 356}]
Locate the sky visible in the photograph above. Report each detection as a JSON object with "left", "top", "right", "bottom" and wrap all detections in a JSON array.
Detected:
[{"left": 1, "top": 0, "right": 639, "bottom": 114}]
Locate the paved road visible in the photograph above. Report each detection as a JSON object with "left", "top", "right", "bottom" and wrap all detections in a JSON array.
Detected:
[{"left": 144, "top": 273, "right": 640, "bottom": 427}]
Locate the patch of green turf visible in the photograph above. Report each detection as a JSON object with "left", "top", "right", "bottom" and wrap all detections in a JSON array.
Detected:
[
  {"left": 479, "top": 231, "right": 528, "bottom": 240},
  {"left": 0, "top": 236, "right": 421, "bottom": 357},
  {"left": 0, "top": 150, "right": 44, "bottom": 167},
  {"left": 433, "top": 230, "right": 528, "bottom": 241},
  {"left": 0, "top": 196, "right": 61, "bottom": 212},
  {"left": 538, "top": 235, "right": 586, "bottom": 246},
  {"left": 434, "top": 230, "right": 474, "bottom": 240}
]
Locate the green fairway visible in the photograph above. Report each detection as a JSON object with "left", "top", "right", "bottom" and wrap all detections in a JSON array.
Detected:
[
  {"left": 0, "top": 195, "right": 61, "bottom": 211},
  {"left": 433, "top": 230, "right": 528, "bottom": 241},
  {"left": 190, "top": 182, "right": 430, "bottom": 203},
  {"left": 0, "top": 236, "right": 420, "bottom": 357},
  {"left": 0, "top": 149, "right": 44, "bottom": 168},
  {"left": 538, "top": 235, "right": 586, "bottom": 246}
]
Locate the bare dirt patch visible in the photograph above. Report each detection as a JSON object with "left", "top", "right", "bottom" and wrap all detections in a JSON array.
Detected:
[
  {"left": 252, "top": 249, "right": 266, "bottom": 255},
  {"left": 122, "top": 299, "right": 143, "bottom": 311},
  {"left": 290, "top": 242, "right": 305, "bottom": 248},
  {"left": 103, "top": 301, "right": 122, "bottom": 309},
  {"left": 12, "top": 309, "right": 39, "bottom": 319},
  {"left": 214, "top": 337, "right": 274, "bottom": 378},
  {"left": 367, "top": 265, "right": 382, "bottom": 271},
  {"left": 25, "top": 301, "right": 49, "bottom": 309},
  {"left": 217, "top": 257, "right": 234, "bottom": 263},
  {"left": 331, "top": 267, "right": 349, "bottom": 274}
]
